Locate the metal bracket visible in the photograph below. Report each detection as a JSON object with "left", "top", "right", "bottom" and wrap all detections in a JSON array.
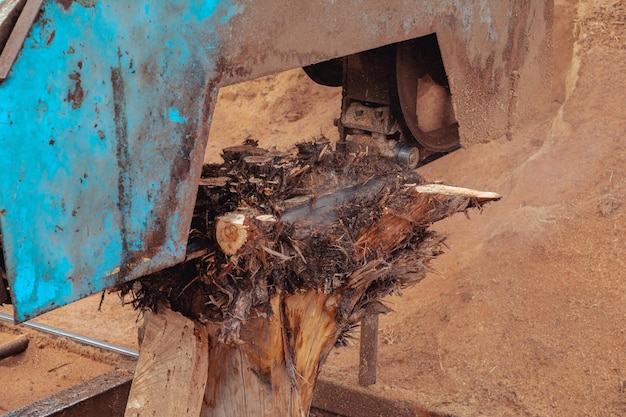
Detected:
[
  {"left": 341, "top": 102, "right": 398, "bottom": 136},
  {"left": 0, "top": 0, "right": 42, "bottom": 81}
]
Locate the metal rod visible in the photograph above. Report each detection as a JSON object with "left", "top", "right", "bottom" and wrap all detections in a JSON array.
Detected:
[
  {"left": 0, "top": 311, "right": 139, "bottom": 358},
  {"left": 358, "top": 313, "right": 379, "bottom": 387}
]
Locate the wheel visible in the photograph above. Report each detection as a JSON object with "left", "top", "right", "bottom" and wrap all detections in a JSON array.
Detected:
[{"left": 395, "top": 36, "right": 460, "bottom": 153}]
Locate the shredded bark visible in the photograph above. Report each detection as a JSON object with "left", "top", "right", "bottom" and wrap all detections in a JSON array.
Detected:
[{"left": 118, "top": 137, "right": 488, "bottom": 344}]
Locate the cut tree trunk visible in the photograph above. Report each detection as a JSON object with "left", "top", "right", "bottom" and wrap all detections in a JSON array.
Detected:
[
  {"left": 201, "top": 291, "right": 340, "bottom": 416},
  {"left": 0, "top": 334, "right": 28, "bottom": 360},
  {"left": 122, "top": 141, "right": 500, "bottom": 417}
]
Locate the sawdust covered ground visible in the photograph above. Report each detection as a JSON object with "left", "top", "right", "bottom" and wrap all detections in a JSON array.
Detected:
[
  {"left": 318, "top": 1, "right": 626, "bottom": 416},
  {"left": 3, "top": 0, "right": 626, "bottom": 415}
]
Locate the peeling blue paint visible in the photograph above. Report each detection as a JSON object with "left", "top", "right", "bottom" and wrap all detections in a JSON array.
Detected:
[
  {"left": 0, "top": 0, "right": 240, "bottom": 321},
  {"left": 221, "top": 3, "right": 244, "bottom": 24},
  {"left": 479, "top": 0, "right": 496, "bottom": 40},
  {"left": 462, "top": 6, "right": 473, "bottom": 32},
  {"left": 168, "top": 107, "right": 188, "bottom": 123}
]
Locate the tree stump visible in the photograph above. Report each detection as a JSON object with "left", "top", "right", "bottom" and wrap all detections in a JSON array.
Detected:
[{"left": 121, "top": 139, "right": 500, "bottom": 417}]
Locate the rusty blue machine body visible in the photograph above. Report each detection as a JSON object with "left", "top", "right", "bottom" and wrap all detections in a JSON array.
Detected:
[{"left": 0, "top": 0, "right": 552, "bottom": 321}]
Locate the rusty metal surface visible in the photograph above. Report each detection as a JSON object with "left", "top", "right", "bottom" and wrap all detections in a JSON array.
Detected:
[
  {"left": 341, "top": 103, "right": 398, "bottom": 136},
  {"left": 358, "top": 314, "right": 379, "bottom": 387},
  {"left": 3, "top": 369, "right": 133, "bottom": 417},
  {"left": 0, "top": 0, "right": 551, "bottom": 321}
]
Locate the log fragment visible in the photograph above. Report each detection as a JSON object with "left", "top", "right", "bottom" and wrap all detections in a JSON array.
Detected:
[
  {"left": 0, "top": 334, "right": 28, "bottom": 360},
  {"left": 120, "top": 138, "right": 500, "bottom": 417}
]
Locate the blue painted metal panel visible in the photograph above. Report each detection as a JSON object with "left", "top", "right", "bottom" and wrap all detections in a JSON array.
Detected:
[{"left": 0, "top": 0, "right": 236, "bottom": 321}]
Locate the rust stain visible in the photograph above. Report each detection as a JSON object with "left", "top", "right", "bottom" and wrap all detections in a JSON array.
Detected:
[
  {"left": 56, "top": 0, "right": 97, "bottom": 11},
  {"left": 46, "top": 30, "right": 56, "bottom": 46},
  {"left": 139, "top": 122, "right": 197, "bottom": 256},
  {"left": 134, "top": 57, "right": 249, "bottom": 256},
  {"left": 504, "top": 2, "right": 531, "bottom": 140},
  {"left": 110, "top": 64, "right": 132, "bottom": 277},
  {"left": 140, "top": 60, "right": 156, "bottom": 85},
  {"left": 67, "top": 72, "right": 84, "bottom": 110}
]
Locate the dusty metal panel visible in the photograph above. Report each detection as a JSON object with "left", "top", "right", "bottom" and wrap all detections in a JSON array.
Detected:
[
  {"left": 0, "top": 0, "right": 551, "bottom": 321},
  {"left": 217, "top": 0, "right": 553, "bottom": 145}
]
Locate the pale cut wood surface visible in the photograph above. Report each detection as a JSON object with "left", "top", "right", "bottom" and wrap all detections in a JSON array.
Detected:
[
  {"left": 125, "top": 308, "right": 209, "bottom": 417},
  {"left": 216, "top": 212, "right": 249, "bottom": 255},
  {"left": 413, "top": 184, "right": 501, "bottom": 201}
]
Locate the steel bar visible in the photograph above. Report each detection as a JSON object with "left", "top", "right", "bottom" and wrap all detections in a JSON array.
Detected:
[
  {"left": 0, "top": 311, "right": 138, "bottom": 358},
  {"left": 358, "top": 313, "right": 379, "bottom": 387}
]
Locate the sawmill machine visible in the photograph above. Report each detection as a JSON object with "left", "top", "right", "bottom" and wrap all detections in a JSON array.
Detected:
[{"left": 0, "top": 0, "right": 552, "bottom": 321}]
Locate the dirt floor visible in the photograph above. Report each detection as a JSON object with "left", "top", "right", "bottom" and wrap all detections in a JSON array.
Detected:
[
  {"left": 0, "top": 316, "right": 128, "bottom": 413},
  {"left": 2, "top": 0, "right": 626, "bottom": 416}
]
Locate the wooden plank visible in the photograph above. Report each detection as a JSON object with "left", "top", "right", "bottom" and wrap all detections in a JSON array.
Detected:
[
  {"left": 124, "top": 308, "right": 209, "bottom": 417},
  {"left": 6, "top": 368, "right": 133, "bottom": 417},
  {"left": 0, "top": 0, "right": 43, "bottom": 80},
  {"left": 0, "top": 0, "right": 26, "bottom": 48}
]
